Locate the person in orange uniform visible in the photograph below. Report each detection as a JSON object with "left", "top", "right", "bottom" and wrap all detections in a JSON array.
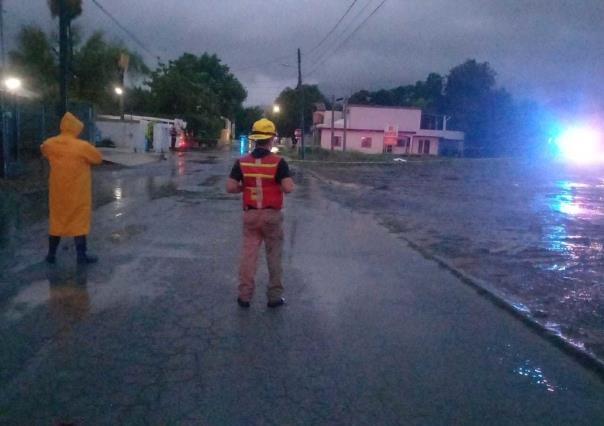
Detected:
[
  {"left": 226, "top": 118, "right": 294, "bottom": 308},
  {"left": 41, "top": 112, "right": 103, "bottom": 264}
]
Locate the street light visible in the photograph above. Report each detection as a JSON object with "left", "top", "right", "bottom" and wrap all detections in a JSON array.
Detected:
[
  {"left": 4, "top": 77, "right": 22, "bottom": 92},
  {"left": 114, "top": 86, "right": 124, "bottom": 119},
  {"left": 272, "top": 104, "right": 280, "bottom": 114},
  {"left": 2, "top": 77, "right": 22, "bottom": 177}
]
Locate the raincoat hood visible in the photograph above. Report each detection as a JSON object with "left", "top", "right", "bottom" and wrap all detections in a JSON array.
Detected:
[{"left": 60, "top": 112, "right": 84, "bottom": 137}]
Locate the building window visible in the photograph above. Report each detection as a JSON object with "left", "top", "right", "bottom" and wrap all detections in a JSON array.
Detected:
[
  {"left": 417, "top": 139, "right": 431, "bottom": 154},
  {"left": 333, "top": 136, "right": 341, "bottom": 147},
  {"left": 397, "top": 136, "right": 410, "bottom": 147},
  {"left": 385, "top": 145, "right": 393, "bottom": 153},
  {"left": 361, "top": 137, "right": 372, "bottom": 148}
]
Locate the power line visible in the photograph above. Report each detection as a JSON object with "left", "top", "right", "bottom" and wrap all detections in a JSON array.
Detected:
[
  {"left": 231, "top": 53, "right": 294, "bottom": 73},
  {"left": 307, "top": 0, "right": 387, "bottom": 78},
  {"left": 233, "top": 2, "right": 359, "bottom": 74},
  {"left": 90, "top": 0, "right": 159, "bottom": 60},
  {"left": 307, "top": 0, "right": 359, "bottom": 57},
  {"left": 307, "top": 0, "right": 374, "bottom": 65},
  {"left": 233, "top": 1, "right": 359, "bottom": 74}
]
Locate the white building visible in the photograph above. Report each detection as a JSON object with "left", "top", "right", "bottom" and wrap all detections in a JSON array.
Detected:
[
  {"left": 96, "top": 114, "right": 186, "bottom": 153},
  {"left": 316, "top": 105, "right": 464, "bottom": 156}
]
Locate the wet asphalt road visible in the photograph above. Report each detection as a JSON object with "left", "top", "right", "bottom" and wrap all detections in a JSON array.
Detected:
[{"left": 0, "top": 147, "right": 603, "bottom": 425}]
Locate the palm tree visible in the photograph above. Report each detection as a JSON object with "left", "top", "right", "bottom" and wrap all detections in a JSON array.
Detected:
[
  {"left": 47, "top": 0, "right": 82, "bottom": 84},
  {"left": 47, "top": 0, "right": 83, "bottom": 21}
]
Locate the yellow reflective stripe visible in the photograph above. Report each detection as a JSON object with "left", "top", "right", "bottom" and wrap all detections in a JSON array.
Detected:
[
  {"left": 244, "top": 173, "right": 274, "bottom": 179},
  {"left": 240, "top": 162, "right": 278, "bottom": 168}
]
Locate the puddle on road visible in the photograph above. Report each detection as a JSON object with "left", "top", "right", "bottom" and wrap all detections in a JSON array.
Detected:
[
  {"left": 109, "top": 224, "right": 148, "bottom": 244},
  {"left": 3, "top": 267, "right": 89, "bottom": 323}
]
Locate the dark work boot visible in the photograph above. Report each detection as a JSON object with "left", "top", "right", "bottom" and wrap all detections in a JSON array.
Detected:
[
  {"left": 267, "top": 297, "right": 286, "bottom": 308},
  {"left": 74, "top": 235, "right": 98, "bottom": 264},
  {"left": 46, "top": 236, "right": 61, "bottom": 264}
]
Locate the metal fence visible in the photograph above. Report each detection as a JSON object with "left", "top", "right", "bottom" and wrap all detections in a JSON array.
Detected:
[{"left": 0, "top": 99, "right": 94, "bottom": 178}]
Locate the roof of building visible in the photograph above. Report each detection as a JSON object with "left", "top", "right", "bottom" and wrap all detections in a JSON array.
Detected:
[{"left": 347, "top": 104, "right": 422, "bottom": 111}]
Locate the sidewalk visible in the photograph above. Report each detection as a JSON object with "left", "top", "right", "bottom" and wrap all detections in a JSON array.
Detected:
[
  {"left": 0, "top": 150, "right": 603, "bottom": 424},
  {"left": 98, "top": 147, "right": 163, "bottom": 167}
]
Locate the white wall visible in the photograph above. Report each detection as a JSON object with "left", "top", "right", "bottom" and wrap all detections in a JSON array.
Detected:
[
  {"left": 320, "top": 129, "right": 441, "bottom": 155},
  {"left": 348, "top": 106, "right": 422, "bottom": 131},
  {"left": 96, "top": 119, "right": 147, "bottom": 152},
  {"left": 153, "top": 123, "right": 171, "bottom": 153},
  {"left": 320, "top": 129, "right": 383, "bottom": 154},
  {"left": 411, "top": 136, "right": 439, "bottom": 155}
]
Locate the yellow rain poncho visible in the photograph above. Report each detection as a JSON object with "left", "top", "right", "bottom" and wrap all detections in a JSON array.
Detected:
[{"left": 41, "top": 112, "right": 103, "bottom": 236}]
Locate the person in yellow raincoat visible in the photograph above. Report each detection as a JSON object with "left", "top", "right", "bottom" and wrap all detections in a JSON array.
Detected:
[{"left": 41, "top": 112, "right": 103, "bottom": 264}]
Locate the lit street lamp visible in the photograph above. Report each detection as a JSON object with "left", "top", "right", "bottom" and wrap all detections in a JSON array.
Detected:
[
  {"left": 1, "top": 77, "right": 22, "bottom": 178},
  {"left": 4, "top": 77, "right": 22, "bottom": 92},
  {"left": 114, "top": 86, "right": 124, "bottom": 119},
  {"left": 272, "top": 104, "right": 280, "bottom": 114}
]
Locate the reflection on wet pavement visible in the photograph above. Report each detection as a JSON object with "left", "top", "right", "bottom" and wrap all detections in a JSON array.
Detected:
[
  {"left": 47, "top": 267, "right": 90, "bottom": 339},
  {"left": 514, "top": 363, "right": 557, "bottom": 393}
]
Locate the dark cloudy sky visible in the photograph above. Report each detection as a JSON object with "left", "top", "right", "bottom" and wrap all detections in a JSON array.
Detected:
[{"left": 7, "top": 0, "right": 604, "bottom": 111}]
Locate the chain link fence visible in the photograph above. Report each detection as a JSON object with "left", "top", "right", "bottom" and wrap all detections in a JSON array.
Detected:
[{"left": 1, "top": 99, "right": 95, "bottom": 178}]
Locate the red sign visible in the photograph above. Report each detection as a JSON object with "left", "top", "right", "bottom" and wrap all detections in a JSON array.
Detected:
[{"left": 383, "top": 124, "right": 398, "bottom": 146}]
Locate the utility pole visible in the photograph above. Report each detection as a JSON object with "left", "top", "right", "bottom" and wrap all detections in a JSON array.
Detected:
[
  {"left": 0, "top": 0, "right": 5, "bottom": 69},
  {"left": 59, "top": 0, "right": 68, "bottom": 116},
  {"left": 0, "top": 0, "right": 4, "bottom": 177},
  {"left": 297, "top": 47, "right": 304, "bottom": 160},
  {"left": 342, "top": 97, "right": 348, "bottom": 152},
  {"left": 330, "top": 95, "right": 335, "bottom": 151}
]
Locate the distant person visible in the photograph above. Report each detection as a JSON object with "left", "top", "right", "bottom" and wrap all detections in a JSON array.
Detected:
[
  {"left": 226, "top": 118, "right": 294, "bottom": 308},
  {"left": 146, "top": 122, "right": 154, "bottom": 152},
  {"left": 41, "top": 112, "right": 103, "bottom": 264},
  {"left": 170, "top": 124, "right": 177, "bottom": 150}
]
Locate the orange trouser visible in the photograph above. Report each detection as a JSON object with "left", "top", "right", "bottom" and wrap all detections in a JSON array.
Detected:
[{"left": 238, "top": 209, "right": 284, "bottom": 302}]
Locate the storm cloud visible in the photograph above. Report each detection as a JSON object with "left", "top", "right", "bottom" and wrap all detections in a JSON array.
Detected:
[{"left": 7, "top": 0, "right": 604, "bottom": 110}]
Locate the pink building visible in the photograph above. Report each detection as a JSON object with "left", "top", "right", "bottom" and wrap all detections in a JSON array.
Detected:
[{"left": 316, "top": 105, "right": 464, "bottom": 156}]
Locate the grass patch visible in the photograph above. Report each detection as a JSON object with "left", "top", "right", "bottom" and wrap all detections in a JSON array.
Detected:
[{"left": 281, "top": 146, "right": 437, "bottom": 163}]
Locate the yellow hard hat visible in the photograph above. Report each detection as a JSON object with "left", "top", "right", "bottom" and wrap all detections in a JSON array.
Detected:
[{"left": 249, "top": 118, "right": 276, "bottom": 141}]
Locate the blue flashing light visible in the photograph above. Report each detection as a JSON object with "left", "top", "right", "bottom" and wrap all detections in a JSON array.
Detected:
[
  {"left": 550, "top": 125, "right": 603, "bottom": 164},
  {"left": 239, "top": 135, "right": 248, "bottom": 155}
]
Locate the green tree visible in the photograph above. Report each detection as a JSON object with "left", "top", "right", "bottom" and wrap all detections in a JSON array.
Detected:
[
  {"left": 444, "top": 59, "right": 500, "bottom": 155},
  {"left": 9, "top": 25, "right": 148, "bottom": 111},
  {"left": 144, "top": 53, "right": 246, "bottom": 137},
  {"left": 273, "top": 84, "right": 327, "bottom": 137},
  {"left": 234, "top": 106, "right": 264, "bottom": 138},
  {"left": 72, "top": 31, "right": 148, "bottom": 111},
  {"left": 348, "top": 73, "right": 444, "bottom": 112},
  {"left": 8, "top": 26, "right": 58, "bottom": 98},
  {"left": 412, "top": 73, "right": 444, "bottom": 113},
  {"left": 348, "top": 89, "right": 372, "bottom": 105}
]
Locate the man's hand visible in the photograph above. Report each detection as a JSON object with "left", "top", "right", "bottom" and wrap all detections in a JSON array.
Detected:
[
  {"left": 281, "top": 177, "right": 294, "bottom": 193},
  {"left": 226, "top": 177, "right": 242, "bottom": 193}
]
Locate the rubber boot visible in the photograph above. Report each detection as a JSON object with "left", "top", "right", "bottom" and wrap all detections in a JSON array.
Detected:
[
  {"left": 75, "top": 235, "right": 98, "bottom": 264},
  {"left": 46, "top": 236, "right": 61, "bottom": 264}
]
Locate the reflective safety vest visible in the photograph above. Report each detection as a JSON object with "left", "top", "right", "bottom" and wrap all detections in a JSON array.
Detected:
[{"left": 240, "top": 153, "right": 284, "bottom": 209}]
